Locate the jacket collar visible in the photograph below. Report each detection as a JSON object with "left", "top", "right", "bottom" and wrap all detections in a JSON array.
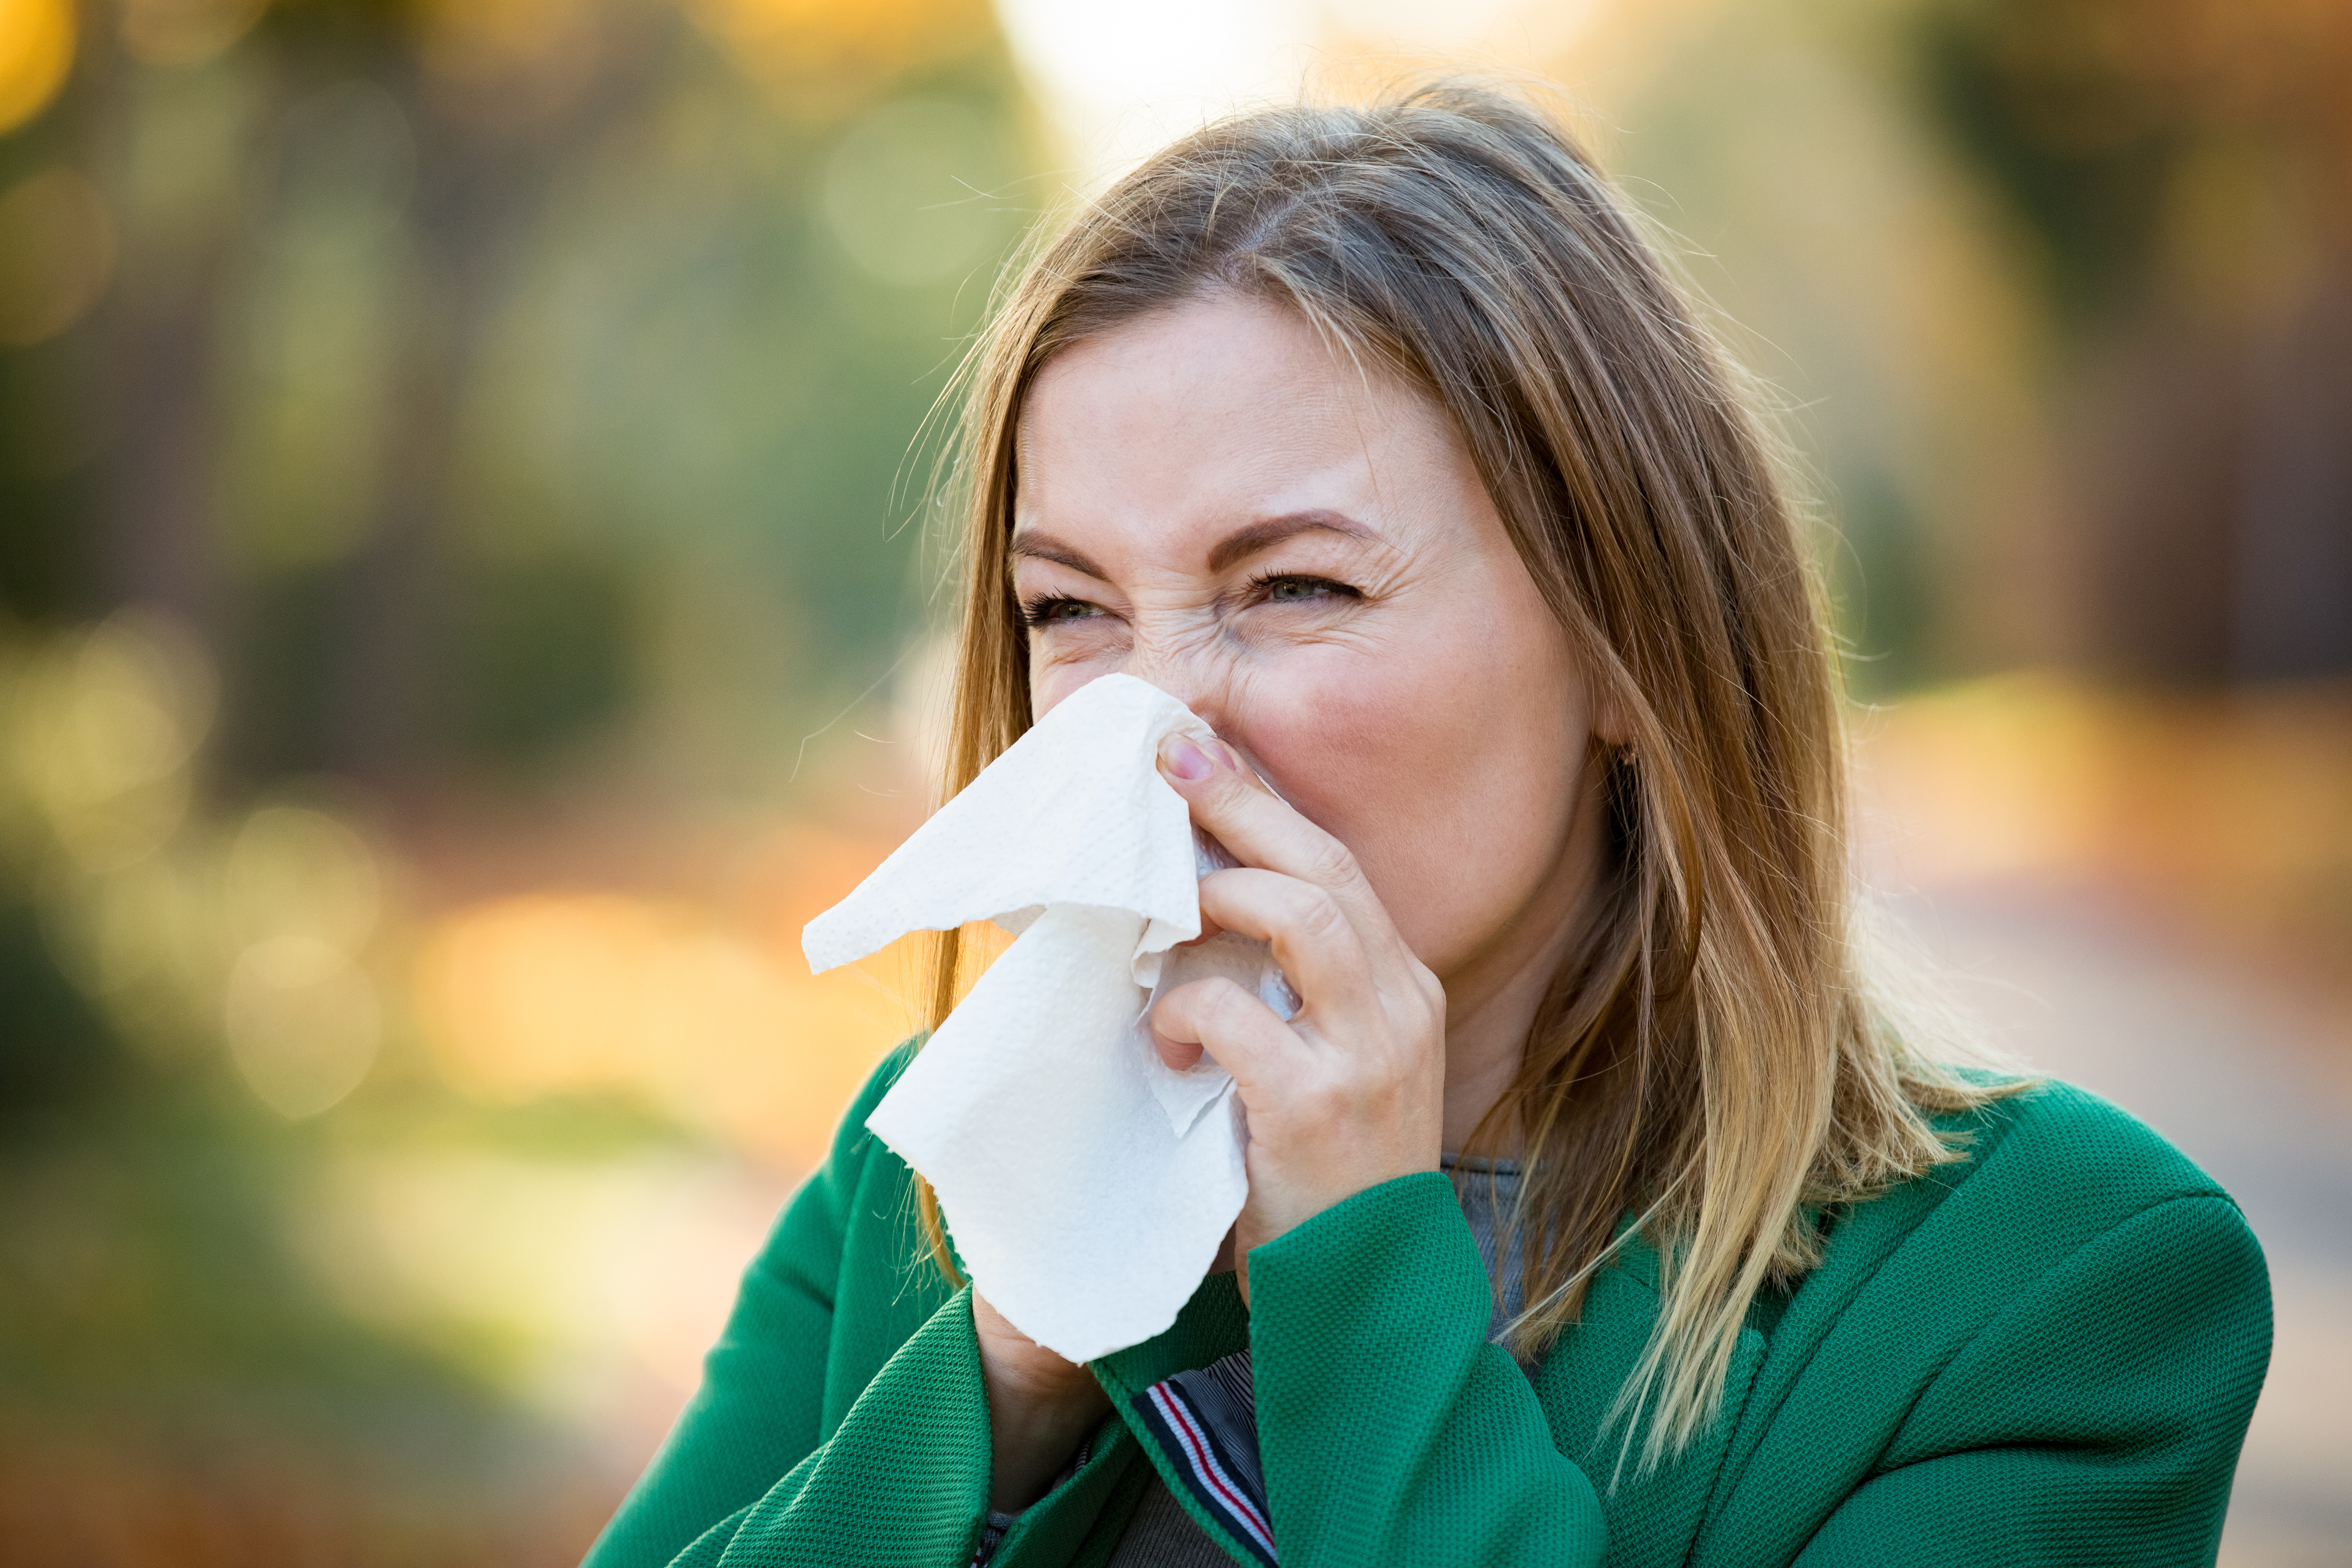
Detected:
[
  {"left": 1089, "top": 1234, "right": 1762, "bottom": 1568},
  {"left": 1539, "top": 1232, "right": 1767, "bottom": 1568},
  {"left": 1091, "top": 1269, "right": 1250, "bottom": 1400}
]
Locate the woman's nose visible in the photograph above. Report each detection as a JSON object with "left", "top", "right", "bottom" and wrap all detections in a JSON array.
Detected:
[{"left": 1119, "top": 649, "right": 1236, "bottom": 740}]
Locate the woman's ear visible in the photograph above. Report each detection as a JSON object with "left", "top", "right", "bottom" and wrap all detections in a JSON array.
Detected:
[{"left": 1589, "top": 675, "right": 1634, "bottom": 752}]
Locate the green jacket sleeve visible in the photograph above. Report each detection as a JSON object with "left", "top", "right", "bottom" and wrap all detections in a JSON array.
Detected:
[
  {"left": 1247, "top": 1172, "right": 1608, "bottom": 1568},
  {"left": 583, "top": 1048, "right": 907, "bottom": 1568},
  {"left": 1796, "top": 1193, "right": 2271, "bottom": 1566},
  {"left": 669, "top": 1286, "right": 998, "bottom": 1566},
  {"left": 586, "top": 1042, "right": 1140, "bottom": 1568}
]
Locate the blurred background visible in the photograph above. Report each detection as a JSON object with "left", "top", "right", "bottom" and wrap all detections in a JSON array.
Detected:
[{"left": 0, "top": 0, "right": 2344, "bottom": 1563}]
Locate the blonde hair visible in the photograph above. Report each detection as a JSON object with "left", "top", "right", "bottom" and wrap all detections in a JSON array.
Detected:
[{"left": 914, "top": 80, "right": 2002, "bottom": 1470}]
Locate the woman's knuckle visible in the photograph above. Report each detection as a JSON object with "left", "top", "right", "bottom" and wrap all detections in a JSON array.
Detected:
[
  {"left": 1414, "top": 965, "right": 1445, "bottom": 1013},
  {"left": 1297, "top": 1075, "right": 1348, "bottom": 1123},
  {"left": 1203, "top": 976, "right": 1256, "bottom": 1025},
  {"left": 1194, "top": 765, "right": 1258, "bottom": 820},
  {"left": 1291, "top": 885, "right": 1350, "bottom": 945},
  {"left": 1303, "top": 836, "right": 1361, "bottom": 889}
]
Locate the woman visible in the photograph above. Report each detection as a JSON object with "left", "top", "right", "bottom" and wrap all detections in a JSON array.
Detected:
[{"left": 584, "top": 84, "right": 2269, "bottom": 1568}]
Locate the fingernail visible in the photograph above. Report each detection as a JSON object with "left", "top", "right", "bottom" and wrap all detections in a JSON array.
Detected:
[
  {"left": 1216, "top": 741, "right": 1246, "bottom": 775},
  {"left": 1161, "top": 735, "right": 1214, "bottom": 782}
]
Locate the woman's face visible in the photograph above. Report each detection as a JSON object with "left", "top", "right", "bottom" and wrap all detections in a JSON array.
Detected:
[{"left": 1014, "top": 294, "right": 1608, "bottom": 1002}]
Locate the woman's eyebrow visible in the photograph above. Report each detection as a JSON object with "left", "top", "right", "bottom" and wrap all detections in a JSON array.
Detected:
[
  {"left": 1009, "top": 510, "right": 1379, "bottom": 580},
  {"left": 1008, "top": 532, "right": 1109, "bottom": 579},
  {"left": 1206, "top": 510, "right": 1379, "bottom": 572}
]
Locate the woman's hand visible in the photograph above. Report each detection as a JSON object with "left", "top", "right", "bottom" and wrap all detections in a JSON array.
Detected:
[
  {"left": 1151, "top": 734, "right": 1448, "bottom": 1303},
  {"left": 972, "top": 1289, "right": 1110, "bottom": 1513}
]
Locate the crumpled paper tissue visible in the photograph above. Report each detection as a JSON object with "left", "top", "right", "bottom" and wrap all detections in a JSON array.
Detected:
[{"left": 802, "top": 673, "right": 1294, "bottom": 1363}]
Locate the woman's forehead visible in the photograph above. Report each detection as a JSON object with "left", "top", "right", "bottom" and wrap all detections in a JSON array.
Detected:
[
  {"left": 1021, "top": 295, "right": 1409, "bottom": 442},
  {"left": 1013, "top": 297, "right": 1469, "bottom": 562}
]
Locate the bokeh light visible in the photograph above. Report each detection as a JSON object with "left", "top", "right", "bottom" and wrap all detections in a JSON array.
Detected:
[
  {"left": 413, "top": 890, "right": 914, "bottom": 1166},
  {"left": 11, "top": 610, "right": 211, "bottom": 873},
  {"left": 0, "top": 0, "right": 73, "bottom": 137},
  {"left": 117, "top": 0, "right": 266, "bottom": 69},
  {"left": 0, "top": 168, "right": 116, "bottom": 347},
  {"left": 223, "top": 932, "right": 382, "bottom": 1118}
]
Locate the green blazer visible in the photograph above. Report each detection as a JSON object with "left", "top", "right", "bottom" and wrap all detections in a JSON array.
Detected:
[{"left": 583, "top": 1042, "right": 2270, "bottom": 1568}]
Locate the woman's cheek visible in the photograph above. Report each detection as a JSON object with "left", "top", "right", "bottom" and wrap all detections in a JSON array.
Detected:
[
  {"left": 1243, "top": 660, "right": 1446, "bottom": 865},
  {"left": 1028, "top": 637, "right": 1122, "bottom": 711}
]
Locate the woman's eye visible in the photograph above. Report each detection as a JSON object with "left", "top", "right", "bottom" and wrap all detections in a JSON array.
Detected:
[
  {"left": 1019, "top": 595, "right": 1100, "bottom": 628},
  {"left": 1254, "top": 574, "right": 1357, "bottom": 606}
]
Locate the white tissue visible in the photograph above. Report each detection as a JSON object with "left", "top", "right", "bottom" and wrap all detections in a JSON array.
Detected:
[{"left": 801, "top": 673, "right": 1293, "bottom": 1363}]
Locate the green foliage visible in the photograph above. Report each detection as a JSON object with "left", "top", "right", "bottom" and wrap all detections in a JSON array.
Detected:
[
  {"left": 1915, "top": 0, "right": 2199, "bottom": 326},
  {"left": 0, "top": 896, "right": 122, "bottom": 1115},
  {"left": 432, "top": 550, "right": 637, "bottom": 767},
  {"left": 1826, "top": 465, "right": 1934, "bottom": 700},
  {"left": 0, "top": 2, "right": 1040, "bottom": 1553}
]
